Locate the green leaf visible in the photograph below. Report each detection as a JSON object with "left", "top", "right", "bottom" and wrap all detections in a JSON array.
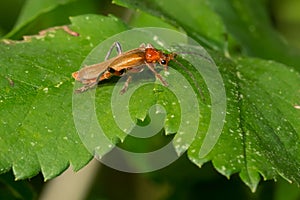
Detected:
[
  {"left": 188, "top": 55, "right": 300, "bottom": 191},
  {"left": 113, "top": 0, "right": 300, "bottom": 191},
  {"left": 5, "top": 0, "right": 75, "bottom": 38},
  {"left": 207, "top": 0, "right": 300, "bottom": 70},
  {"left": 1, "top": 0, "right": 300, "bottom": 193},
  {"left": 0, "top": 14, "right": 128, "bottom": 180},
  {"left": 115, "top": 0, "right": 300, "bottom": 71},
  {"left": 4, "top": 0, "right": 100, "bottom": 39},
  {"left": 129, "top": 11, "right": 177, "bottom": 30},
  {"left": 238, "top": 59, "right": 300, "bottom": 189},
  {"left": 113, "top": 0, "right": 227, "bottom": 50}
]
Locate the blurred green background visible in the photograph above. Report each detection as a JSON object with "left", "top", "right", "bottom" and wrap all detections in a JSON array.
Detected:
[
  {"left": 0, "top": 0, "right": 300, "bottom": 199},
  {"left": 1, "top": 0, "right": 300, "bottom": 48}
]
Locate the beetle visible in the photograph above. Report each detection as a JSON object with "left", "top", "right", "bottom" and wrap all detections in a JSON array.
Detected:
[{"left": 72, "top": 42, "right": 176, "bottom": 93}]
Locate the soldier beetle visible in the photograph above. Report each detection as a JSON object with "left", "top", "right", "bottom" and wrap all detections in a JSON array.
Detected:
[
  {"left": 72, "top": 42, "right": 176, "bottom": 94},
  {"left": 72, "top": 42, "right": 207, "bottom": 99}
]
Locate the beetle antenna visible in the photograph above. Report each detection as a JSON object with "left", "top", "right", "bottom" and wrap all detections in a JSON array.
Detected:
[
  {"left": 174, "top": 51, "right": 214, "bottom": 64},
  {"left": 172, "top": 58, "right": 205, "bottom": 102}
]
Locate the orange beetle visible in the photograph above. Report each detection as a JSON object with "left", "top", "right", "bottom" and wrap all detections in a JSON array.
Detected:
[{"left": 72, "top": 42, "right": 176, "bottom": 93}]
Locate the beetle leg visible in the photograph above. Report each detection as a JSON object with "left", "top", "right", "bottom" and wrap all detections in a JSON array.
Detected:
[
  {"left": 75, "top": 82, "right": 98, "bottom": 93},
  {"left": 127, "top": 66, "right": 145, "bottom": 74},
  {"left": 120, "top": 76, "right": 132, "bottom": 94},
  {"left": 164, "top": 65, "right": 168, "bottom": 72},
  {"left": 75, "top": 70, "right": 113, "bottom": 93},
  {"left": 105, "top": 42, "right": 123, "bottom": 60},
  {"left": 145, "top": 63, "right": 168, "bottom": 86}
]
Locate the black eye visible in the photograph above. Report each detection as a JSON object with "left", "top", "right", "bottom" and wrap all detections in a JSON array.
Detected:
[
  {"left": 119, "top": 68, "right": 127, "bottom": 75},
  {"left": 160, "top": 60, "right": 167, "bottom": 65},
  {"left": 108, "top": 67, "right": 115, "bottom": 73}
]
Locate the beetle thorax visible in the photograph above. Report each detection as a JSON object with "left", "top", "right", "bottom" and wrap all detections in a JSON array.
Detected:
[{"left": 145, "top": 48, "right": 162, "bottom": 63}]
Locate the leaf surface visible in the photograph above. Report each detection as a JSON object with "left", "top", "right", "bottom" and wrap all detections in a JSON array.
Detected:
[
  {"left": 0, "top": 0, "right": 299, "bottom": 192},
  {"left": 114, "top": 0, "right": 300, "bottom": 191},
  {"left": 0, "top": 14, "right": 128, "bottom": 180}
]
